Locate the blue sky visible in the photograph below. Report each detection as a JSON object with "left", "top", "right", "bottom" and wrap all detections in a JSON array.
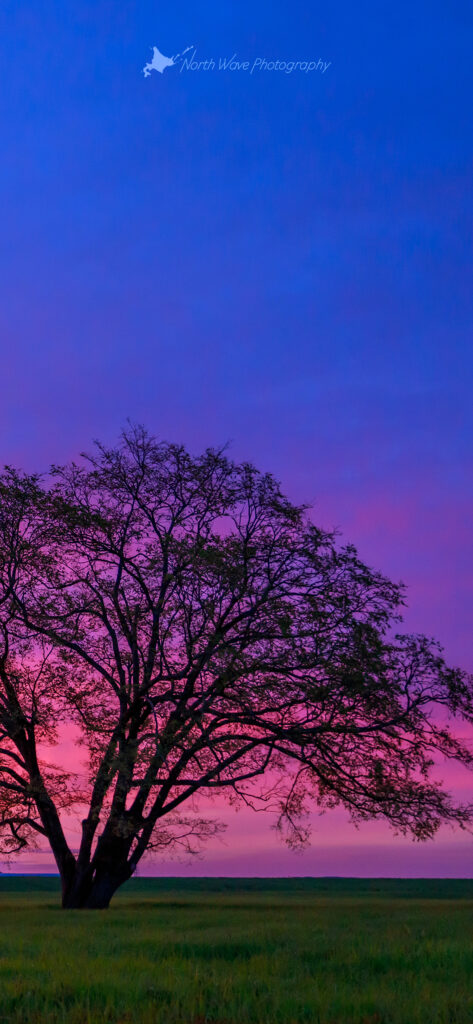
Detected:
[
  {"left": 1, "top": 0, "right": 472, "bottom": 647},
  {"left": 1, "top": 0, "right": 472, "bottom": 872}
]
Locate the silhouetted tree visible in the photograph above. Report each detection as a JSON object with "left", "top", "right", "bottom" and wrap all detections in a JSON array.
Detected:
[{"left": 0, "top": 427, "right": 471, "bottom": 908}]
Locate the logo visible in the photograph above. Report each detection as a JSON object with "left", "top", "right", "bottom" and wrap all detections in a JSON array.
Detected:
[
  {"left": 143, "top": 44, "right": 194, "bottom": 77},
  {"left": 143, "top": 44, "right": 331, "bottom": 79}
]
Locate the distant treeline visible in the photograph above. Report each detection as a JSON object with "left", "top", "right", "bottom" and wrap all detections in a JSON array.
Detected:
[{"left": 1, "top": 876, "right": 473, "bottom": 899}]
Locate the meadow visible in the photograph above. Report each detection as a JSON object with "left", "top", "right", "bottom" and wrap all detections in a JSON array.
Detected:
[{"left": 0, "top": 876, "right": 472, "bottom": 1023}]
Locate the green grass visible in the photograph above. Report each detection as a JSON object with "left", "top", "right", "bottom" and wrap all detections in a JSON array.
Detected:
[{"left": 0, "top": 877, "right": 473, "bottom": 1023}]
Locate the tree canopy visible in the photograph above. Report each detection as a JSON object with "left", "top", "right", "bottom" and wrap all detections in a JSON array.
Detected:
[{"left": 0, "top": 426, "right": 471, "bottom": 907}]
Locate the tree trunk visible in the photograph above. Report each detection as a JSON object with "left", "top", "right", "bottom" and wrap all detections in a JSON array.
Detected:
[{"left": 61, "top": 863, "right": 131, "bottom": 909}]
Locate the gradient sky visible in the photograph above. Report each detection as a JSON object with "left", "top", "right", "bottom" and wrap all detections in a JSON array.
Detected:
[{"left": 1, "top": 1, "right": 472, "bottom": 875}]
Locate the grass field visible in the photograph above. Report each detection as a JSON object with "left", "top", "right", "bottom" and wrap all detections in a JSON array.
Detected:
[{"left": 0, "top": 876, "right": 473, "bottom": 1023}]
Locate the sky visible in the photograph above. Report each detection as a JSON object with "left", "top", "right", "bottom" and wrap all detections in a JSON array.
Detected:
[{"left": 0, "top": 0, "right": 472, "bottom": 876}]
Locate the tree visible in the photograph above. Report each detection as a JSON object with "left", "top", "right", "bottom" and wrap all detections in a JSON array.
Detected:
[{"left": 0, "top": 426, "right": 471, "bottom": 908}]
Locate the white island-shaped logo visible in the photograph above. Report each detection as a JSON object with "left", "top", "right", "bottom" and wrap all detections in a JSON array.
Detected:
[{"left": 143, "top": 44, "right": 193, "bottom": 77}]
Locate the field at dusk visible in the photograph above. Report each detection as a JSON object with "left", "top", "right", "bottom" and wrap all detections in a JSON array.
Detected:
[{"left": 1, "top": 877, "right": 473, "bottom": 1023}]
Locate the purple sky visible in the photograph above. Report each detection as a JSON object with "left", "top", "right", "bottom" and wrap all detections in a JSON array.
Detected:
[{"left": 1, "top": 1, "right": 472, "bottom": 874}]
